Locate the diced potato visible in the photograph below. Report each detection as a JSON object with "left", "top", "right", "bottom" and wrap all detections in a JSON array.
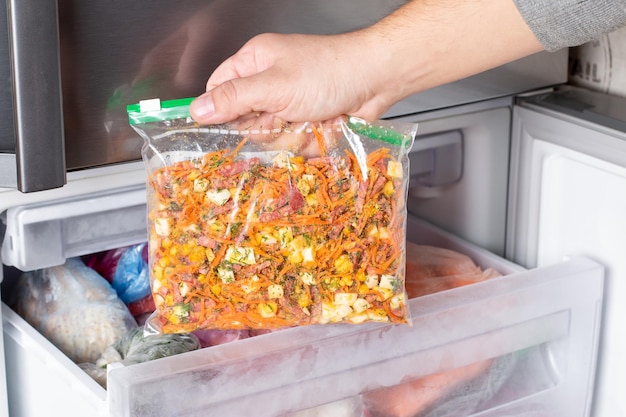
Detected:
[
  {"left": 273, "top": 151, "right": 295, "bottom": 170},
  {"left": 348, "top": 312, "right": 370, "bottom": 324},
  {"left": 322, "top": 303, "right": 353, "bottom": 323},
  {"left": 154, "top": 218, "right": 170, "bottom": 237},
  {"left": 217, "top": 265, "right": 235, "bottom": 283},
  {"left": 368, "top": 225, "right": 390, "bottom": 240},
  {"left": 368, "top": 309, "right": 390, "bottom": 322},
  {"left": 379, "top": 274, "right": 397, "bottom": 290},
  {"left": 302, "top": 246, "right": 315, "bottom": 263},
  {"left": 179, "top": 282, "right": 190, "bottom": 297},
  {"left": 334, "top": 293, "right": 358, "bottom": 306},
  {"left": 268, "top": 284, "right": 284, "bottom": 299},
  {"left": 153, "top": 294, "right": 165, "bottom": 308},
  {"left": 300, "top": 272, "right": 315, "bottom": 285},
  {"left": 387, "top": 160, "right": 403, "bottom": 178},
  {"left": 364, "top": 274, "right": 379, "bottom": 289},
  {"left": 390, "top": 293, "right": 405, "bottom": 310},
  {"left": 206, "top": 189, "right": 231, "bottom": 206},
  {"left": 353, "top": 298, "right": 370, "bottom": 314},
  {"left": 172, "top": 304, "right": 189, "bottom": 319},
  {"left": 225, "top": 246, "right": 256, "bottom": 265},
  {"left": 375, "top": 287, "right": 393, "bottom": 301},
  {"left": 152, "top": 277, "right": 163, "bottom": 292},
  {"left": 193, "top": 178, "right": 209, "bottom": 192}
]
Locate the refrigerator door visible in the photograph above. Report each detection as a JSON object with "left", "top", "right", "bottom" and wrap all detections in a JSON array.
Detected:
[{"left": 508, "top": 88, "right": 626, "bottom": 417}]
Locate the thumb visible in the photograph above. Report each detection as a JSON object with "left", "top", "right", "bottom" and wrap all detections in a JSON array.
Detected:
[{"left": 190, "top": 76, "right": 270, "bottom": 125}]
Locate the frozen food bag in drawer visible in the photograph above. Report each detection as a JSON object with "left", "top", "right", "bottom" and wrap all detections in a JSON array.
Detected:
[{"left": 127, "top": 98, "right": 417, "bottom": 332}]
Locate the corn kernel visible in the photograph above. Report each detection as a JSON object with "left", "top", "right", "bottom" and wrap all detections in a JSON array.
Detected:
[
  {"left": 210, "top": 285, "right": 221, "bottom": 296},
  {"left": 258, "top": 302, "right": 277, "bottom": 318},
  {"left": 382, "top": 180, "right": 395, "bottom": 197},
  {"left": 153, "top": 265, "right": 164, "bottom": 280},
  {"left": 188, "top": 246, "right": 206, "bottom": 263},
  {"left": 305, "top": 194, "right": 318, "bottom": 207},
  {"left": 334, "top": 254, "right": 354, "bottom": 274},
  {"left": 296, "top": 178, "right": 311, "bottom": 196},
  {"left": 288, "top": 250, "right": 304, "bottom": 264},
  {"left": 298, "top": 293, "right": 311, "bottom": 308},
  {"left": 339, "top": 276, "right": 354, "bottom": 287},
  {"left": 161, "top": 238, "right": 172, "bottom": 249},
  {"left": 158, "top": 256, "right": 170, "bottom": 268}
]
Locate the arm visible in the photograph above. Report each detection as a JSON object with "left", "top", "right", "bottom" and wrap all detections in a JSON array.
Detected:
[
  {"left": 188, "top": 0, "right": 541, "bottom": 124},
  {"left": 514, "top": 0, "right": 626, "bottom": 52}
]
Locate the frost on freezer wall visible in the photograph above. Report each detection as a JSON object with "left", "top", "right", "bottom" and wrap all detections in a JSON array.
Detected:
[{"left": 569, "top": 26, "right": 626, "bottom": 98}]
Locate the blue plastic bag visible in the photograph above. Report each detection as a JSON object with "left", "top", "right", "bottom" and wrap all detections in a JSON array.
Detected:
[{"left": 111, "top": 243, "right": 151, "bottom": 304}]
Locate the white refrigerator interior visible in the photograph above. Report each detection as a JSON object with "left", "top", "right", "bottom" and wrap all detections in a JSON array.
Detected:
[
  {"left": 509, "top": 87, "right": 626, "bottom": 417},
  {"left": 0, "top": 94, "right": 608, "bottom": 417}
]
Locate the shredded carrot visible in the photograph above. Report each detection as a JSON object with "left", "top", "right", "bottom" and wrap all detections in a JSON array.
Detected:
[{"left": 147, "top": 139, "right": 409, "bottom": 332}]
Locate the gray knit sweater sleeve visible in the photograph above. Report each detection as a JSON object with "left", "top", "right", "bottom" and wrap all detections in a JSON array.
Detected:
[{"left": 513, "top": 0, "right": 626, "bottom": 51}]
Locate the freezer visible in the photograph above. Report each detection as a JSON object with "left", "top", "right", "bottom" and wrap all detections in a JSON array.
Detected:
[
  {"left": 0, "top": 199, "right": 605, "bottom": 417},
  {"left": 0, "top": 95, "right": 606, "bottom": 417}
]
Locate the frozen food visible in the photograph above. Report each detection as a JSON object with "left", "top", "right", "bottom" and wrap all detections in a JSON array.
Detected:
[
  {"left": 362, "top": 243, "right": 507, "bottom": 417},
  {"left": 404, "top": 243, "right": 501, "bottom": 298},
  {"left": 127, "top": 98, "right": 417, "bottom": 332},
  {"left": 84, "top": 243, "right": 155, "bottom": 319},
  {"left": 10, "top": 257, "right": 137, "bottom": 364},
  {"left": 82, "top": 327, "right": 201, "bottom": 387},
  {"left": 146, "top": 145, "right": 411, "bottom": 331}
]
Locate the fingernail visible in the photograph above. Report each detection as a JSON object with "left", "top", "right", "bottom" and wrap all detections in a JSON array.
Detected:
[{"left": 191, "top": 95, "right": 215, "bottom": 118}]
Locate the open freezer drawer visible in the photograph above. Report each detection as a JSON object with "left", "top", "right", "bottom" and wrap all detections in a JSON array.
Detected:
[{"left": 1, "top": 198, "right": 604, "bottom": 417}]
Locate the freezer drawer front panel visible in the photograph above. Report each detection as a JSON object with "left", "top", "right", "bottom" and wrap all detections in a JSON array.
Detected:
[
  {"left": 1, "top": 204, "right": 603, "bottom": 417},
  {"left": 102, "top": 220, "right": 603, "bottom": 417}
]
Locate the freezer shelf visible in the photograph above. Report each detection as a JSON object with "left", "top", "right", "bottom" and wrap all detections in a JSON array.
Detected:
[{"left": 1, "top": 216, "right": 603, "bottom": 417}]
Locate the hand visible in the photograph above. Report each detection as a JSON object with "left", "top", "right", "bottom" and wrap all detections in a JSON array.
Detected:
[{"left": 190, "top": 31, "right": 398, "bottom": 125}]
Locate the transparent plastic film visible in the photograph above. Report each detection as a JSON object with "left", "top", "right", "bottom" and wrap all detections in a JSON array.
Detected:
[{"left": 128, "top": 98, "right": 417, "bottom": 332}]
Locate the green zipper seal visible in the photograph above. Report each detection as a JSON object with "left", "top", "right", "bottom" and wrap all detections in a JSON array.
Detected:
[
  {"left": 347, "top": 116, "right": 411, "bottom": 147},
  {"left": 127, "top": 97, "right": 194, "bottom": 125},
  {"left": 128, "top": 98, "right": 411, "bottom": 148}
]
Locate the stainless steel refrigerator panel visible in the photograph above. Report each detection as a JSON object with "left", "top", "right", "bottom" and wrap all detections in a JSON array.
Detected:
[
  {"left": 0, "top": 0, "right": 15, "bottom": 153},
  {"left": 56, "top": 0, "right": 406, "bottom": 171},
  {"left": 7, "top": 0, "right": 66, "bottom": 192}
]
